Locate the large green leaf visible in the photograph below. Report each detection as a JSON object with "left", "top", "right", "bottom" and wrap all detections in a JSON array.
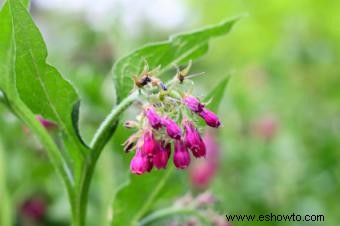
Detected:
[
  {"left": 204, "top": 76, "right": 230, "bottom": 113},
  {"left": 113, "top": 17, "right": 241, "bottom": 102},
  {"left": 7, "top": 0, "right": 88, "bottom": 157}
]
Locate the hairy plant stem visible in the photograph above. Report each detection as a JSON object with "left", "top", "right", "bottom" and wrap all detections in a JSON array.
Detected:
[
  {"left": 9, "top": 98, "right": 76, "bottom": 218},
  {"left": 73, "top": 92, "right": 138, "bottom": 226}
]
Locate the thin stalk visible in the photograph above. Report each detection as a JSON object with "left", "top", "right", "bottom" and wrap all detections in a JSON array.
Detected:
[
  {"left": 0, "top": 140, "right": 12, "bottom": 226},
  {"left": 9, "top": 98, "right": 76, "bottom": 218},
  {"left": 73, "top": 92, "right": 138, "bottom": 226},
  {"left": 90, "top": 91, "right": 138, "bottom": 151}
]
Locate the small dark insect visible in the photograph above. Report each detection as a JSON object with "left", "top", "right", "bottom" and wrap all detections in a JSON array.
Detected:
[
  {"left": 177, "top": 73, "right": 185, "bottom": 83},
  {"left": 134, "top": 74, "right": 152, "bottom": 88}
]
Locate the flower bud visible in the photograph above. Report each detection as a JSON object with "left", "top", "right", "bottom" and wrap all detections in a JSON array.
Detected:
[
  {"left": 122, "top": 134, "right": 139, "bottom": 152},
  {"left": 130, "top": 150, "right": 150, "bottom": 175},
  {"left": 144, "top": 106, "right": 162, "bottom": 129},
  {"left": 20, "top": 196, "right": 46, "bottom": 221},
  {"left": 173, "top": 140, "right": 191, "bottom": 169},
  {"left": 36, "top": 115, "right": 57, "bottom": 130},
  {"left": 198, "top": 109, "right": 221, "bottom": 128},
  {"left": 183, "top": 95, "right": 204, "bottom": 113},
  {"left": 140, "top": 130, "right": 158, "bottom": 156},
  {"left": 153, "top": 143, "right": 171, "bottom": 169},
  {"left": 162, "top": 116, "right": 182, "bottom": 140},
  {"left": 183, "top": 120, "right": 206, "bottom": 158},
  {"left": 124, "top": 120, "right": 138, "bottom": 129},
  {"left": 145, "top": 156, "right": 154, "bottom": 173}
]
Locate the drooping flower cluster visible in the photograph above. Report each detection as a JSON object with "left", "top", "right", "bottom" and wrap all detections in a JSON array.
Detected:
[{"left": 123, "top": 63, "right": 221, "bottom": 175}]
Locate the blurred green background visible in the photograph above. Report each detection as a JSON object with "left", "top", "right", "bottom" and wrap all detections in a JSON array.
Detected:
[{"left": 1, "top": 0, "right": 339, "bottom": 225}]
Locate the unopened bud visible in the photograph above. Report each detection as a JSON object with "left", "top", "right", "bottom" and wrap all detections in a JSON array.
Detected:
[{"left": 124, "top": 120, "right": 138, "bottom": 129}]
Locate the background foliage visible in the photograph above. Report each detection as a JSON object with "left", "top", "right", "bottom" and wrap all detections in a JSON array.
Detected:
[{"left": 0, "top": 0, "right": 339, "bottom": 226}]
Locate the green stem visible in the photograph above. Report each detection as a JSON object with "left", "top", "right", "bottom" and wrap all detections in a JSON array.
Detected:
[
  {"left": 0, "top": 140, "right": 12, "bottom": 226},
  {"left": 9, "top": 98, "right": 76, "bottom": 217},
  {"left": 73, "top": 92, "right": 138, "bottom": 226},
  {"left": 90, "top": 91, "right": 138, "bottom": 151},
  {"left": 138, "top": 205, "right": 210, "bottom": 226}
]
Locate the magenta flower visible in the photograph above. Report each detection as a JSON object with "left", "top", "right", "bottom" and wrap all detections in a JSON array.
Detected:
[
  {"left": 254, "top": 116, "right": 278, "bottom": 140},
  {"left": 20, "top": 197, "right": 46, "bottom": 221},
  {"left": 36, "top": 115, "right": 57, "bottom": 130},
  {"left": 153, "top": 143, "right": 171, "bottom": 169},
  {"left": 173, "top": 140, "right": 191, "bottom": 169},
  {"left": 162, "top": 116, "right": 182, "bottom": 139},
  {"left": 144, "top": 106, "right": 162, "bottom": 129},
  {"left": 183, "top": 95, "right": 204, "bottom": 113},
  {"left": 145, "top": 156, "right": 154, "bottom": 173},
  {"left": 130, "top": 150, "right": 151, "bottom": 175},
  {"left": 199, "top": 109, "right": 221, "bottom": 128},
  {"left": 183, "top": 120, "right": 206, "bottom": 158},
  {"left": 189, "top": 162, "right": 216, "bottom": 189},
  {"left": 123, "top": 64, "right": 225, "bottom": 175},
  {"left": 140, "top": 130, "right": 158, "bottom": 156}
]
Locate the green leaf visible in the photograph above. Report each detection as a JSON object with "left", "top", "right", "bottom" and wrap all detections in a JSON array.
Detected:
[
  {"left": 0, "top": 1, "right": 74, "bottom": 201},
  {"left": 8, "top": 0, "right": 88, "bottom": 158},
  {"left": 204, "top": 76, "right": 230, "bottom": 113},
  {"left": 113, "top": 17, "right": 241, "bottom": 102}
]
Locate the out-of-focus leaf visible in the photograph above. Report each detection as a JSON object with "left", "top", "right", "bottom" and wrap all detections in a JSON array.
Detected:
[
  {"left": 113, "top": 17, "right": 241, "bottom": 102},
  {"left": 204, "top": 76, "right": 230, "bottom": 113},
  {"left": 8, "top": 0, "right": 88, "bottom": 158}
]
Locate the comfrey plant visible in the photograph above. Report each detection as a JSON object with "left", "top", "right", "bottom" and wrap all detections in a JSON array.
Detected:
[
  {"left": 124, "top": 63, "right": 221, "bottom": 175},
  {"left": 0, "top": 1, "right": 241, "bottom": 225}
]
